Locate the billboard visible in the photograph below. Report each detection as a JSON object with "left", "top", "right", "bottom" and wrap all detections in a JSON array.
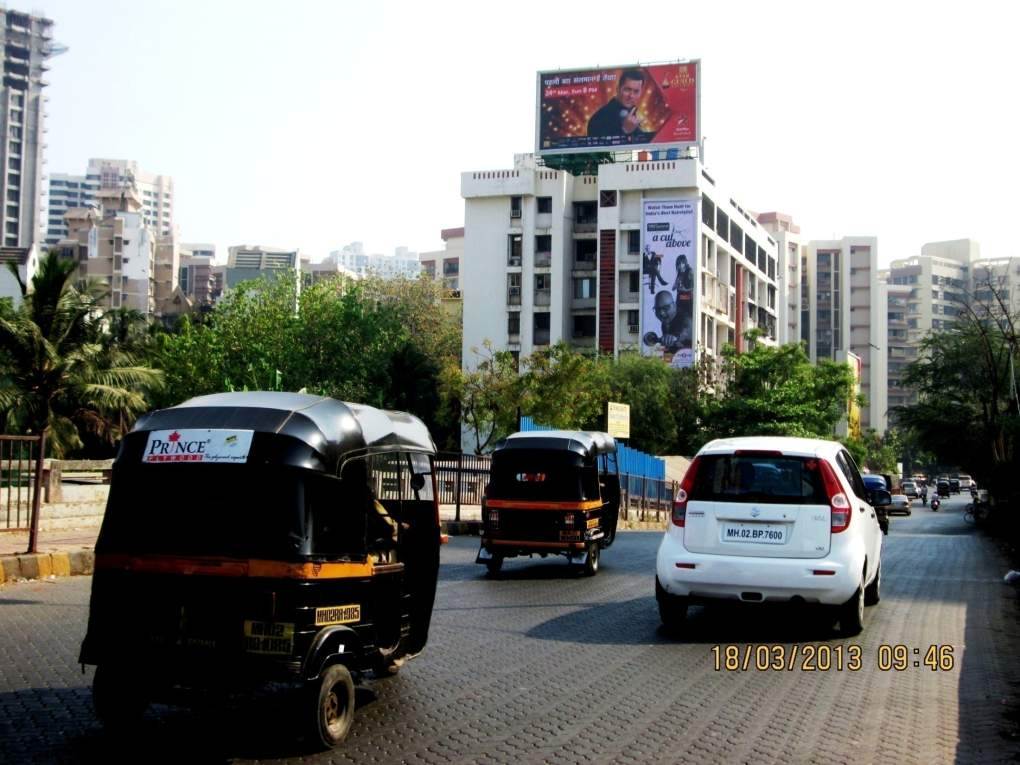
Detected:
[
  {"left": 536, "top": 61, "right": 699, "bottom": 155},
  {"left": 606, "top": 402, "right": 631, "bottom": 440},
  {"left": 641, "top": 199, "right": 696, "bottom": 368}
]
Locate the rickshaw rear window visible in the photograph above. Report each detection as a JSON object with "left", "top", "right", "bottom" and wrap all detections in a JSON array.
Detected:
[
  {"left": 489, "top": 452, "right": 598, "bottom": 501},
  {"left": 97, "top": 465, "right": 361, "bottom": 559}
]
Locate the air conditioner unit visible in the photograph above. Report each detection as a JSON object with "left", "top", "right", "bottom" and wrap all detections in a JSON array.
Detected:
[{"left": 510, "top": 209, "right": 522, "bottom": 219}]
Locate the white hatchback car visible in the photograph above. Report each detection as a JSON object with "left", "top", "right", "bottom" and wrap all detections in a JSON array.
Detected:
[{"left": 655, "top": 436, "right": 888, "bottom": 636}]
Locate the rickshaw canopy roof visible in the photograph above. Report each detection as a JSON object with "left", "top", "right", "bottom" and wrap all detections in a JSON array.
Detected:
[
  {"left": 494, "top": 430, "right": 617, "bottom": 459},
  {"left": 131, "top": 392, "right": 435, "bottom": 470}
]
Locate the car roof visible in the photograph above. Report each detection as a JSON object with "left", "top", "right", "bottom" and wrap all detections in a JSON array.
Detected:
[
  {"left": 697, "top": 436, "right": 840, "bottom": 458},
  {"left": 495, "top": 430, "right": 617, "bottom": 457}
]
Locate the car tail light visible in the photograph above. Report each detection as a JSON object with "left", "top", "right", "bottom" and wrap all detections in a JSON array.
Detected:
[
  {"left": 564, "top": 513, "right": 575, "bottom": 528},
  {"left": 818, "top": 460, "right": 851, "bottom": 533},
  {"left": 672, "top": 456, "right": 702, "bottom": 528},
  {"left": 488, "top": 507, "right": 499, "bottom": 529}
]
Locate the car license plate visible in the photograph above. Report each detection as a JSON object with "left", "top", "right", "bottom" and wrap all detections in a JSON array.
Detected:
[
  {"left": 243, "top": 620, "right": 294, "bottom": 655},
  {"left": 721, "top": 522, "right": 787, "bottom": 545}
]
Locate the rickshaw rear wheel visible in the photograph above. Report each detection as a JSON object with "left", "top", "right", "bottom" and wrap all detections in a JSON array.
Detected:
[
  {"left": 309, "top": 663, "right": 355, "bottom": 749},
  {"left": 92, "top": 663, "right": 148, "bottom": 729},
  {"left": 582, "top": 542, "right": 600, "bottom": 576},
  {"left": 485, "top": 556, "right": 503, "bottom": 577}
]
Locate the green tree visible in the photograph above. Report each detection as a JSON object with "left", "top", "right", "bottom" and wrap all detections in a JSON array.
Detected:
[
  {"left": 700, "top": 334, "right": 854, "bottom": 442},
  {"left": 0, "top": 253, "right": 162, "bottom": 456},
  {"left": 440, "top": 342, "right": 522, "bottom": 454}
]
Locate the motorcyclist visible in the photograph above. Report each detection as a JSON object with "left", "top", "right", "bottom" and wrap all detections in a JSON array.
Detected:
[{"left": 919, "top": 482, "right": 928, "bottom": 505}]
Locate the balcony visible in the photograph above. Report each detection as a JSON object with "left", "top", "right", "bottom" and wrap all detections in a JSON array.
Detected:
[
  {"left": 534, "top": 329, "right": 551, "bottom": 346},
  {"left": 507, "top": 287, "right": 521, "bottom": 306},
  {"left": 535, "top": 251, "right": 552, "bottom": 268},
  {"left": 534, "top": 289, "right": 551, "bottom": 307},
  {"left": 573, "top": 257, "right": 596, "bottom": 273}
]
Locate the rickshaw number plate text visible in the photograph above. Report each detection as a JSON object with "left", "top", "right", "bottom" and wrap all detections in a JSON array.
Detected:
[
  {"left": 315, "top": 604, "right": 362, "bottom": 626},
  {"left": 143, "top": 429, "right": 254, "bottom": 464},
  {"left": 244, "top": 620, "right": 295, "bottom": 655}
]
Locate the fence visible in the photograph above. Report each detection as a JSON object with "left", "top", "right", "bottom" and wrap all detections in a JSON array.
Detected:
[
  {"left": 432, "top": 451, "right": 675, "bottom": 523},
  {"left": 0, "top": 433, "right": 46, "bottom": 553}
]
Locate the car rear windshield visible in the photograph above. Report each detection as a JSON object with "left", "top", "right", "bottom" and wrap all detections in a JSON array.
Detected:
[{"left": 690, "top": 454, "right": 829, "bottom": 505}]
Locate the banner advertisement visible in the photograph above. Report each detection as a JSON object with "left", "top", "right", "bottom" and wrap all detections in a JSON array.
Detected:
[
  {"left": 641, "top": 200, "right": 696, "bottom": 368},
  {"left": 537, "top": 61, "right": 699, "bottom": 155},
  {"left": 606, "top": 402, "right": 631, "bottom": 440}
]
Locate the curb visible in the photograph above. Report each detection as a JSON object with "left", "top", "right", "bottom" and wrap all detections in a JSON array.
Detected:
[{"left": 0, "top": 549, "right": 95, "bottom": 585}]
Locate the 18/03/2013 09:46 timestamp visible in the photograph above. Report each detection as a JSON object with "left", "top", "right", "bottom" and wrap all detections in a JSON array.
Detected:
[{"left": 711, "top": 644, "right": 956, "bottom": 672}]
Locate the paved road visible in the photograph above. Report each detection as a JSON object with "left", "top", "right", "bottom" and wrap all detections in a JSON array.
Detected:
[{"left": 1, "top": 493, "right": 1018, "bottom": 764}]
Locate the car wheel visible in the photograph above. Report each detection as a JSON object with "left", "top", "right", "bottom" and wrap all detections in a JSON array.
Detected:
[
  {"left": 838, "top": 582, "right": 866, "bottom": 636},
  {"left": 864, "top": 563, "right": 881, "bottom": 606},
  {"left": 308, "top": 664, "right": 355, "bottom": 750},
  {"left": 655, "top": 577, "right": 688, "bottom": 634}
]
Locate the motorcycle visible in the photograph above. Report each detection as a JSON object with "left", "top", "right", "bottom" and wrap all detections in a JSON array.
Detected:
[
  {"left": 931, "top": 495, "right": 941, "bottom": 512},
  {"left": 920, "top": 486, "right": 928, "bottom": 506}
]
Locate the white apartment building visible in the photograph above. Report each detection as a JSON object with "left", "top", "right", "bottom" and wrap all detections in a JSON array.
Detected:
[
  {"left": 0, "top": 9, "right": 62, "bottom": 304},
  {"left": 757, "top": 212, "right": 803, "bottom": 346},
  {"left": 329, "top": 242, "right": 421, "bottom": 280},
  {"left": 460, "top": 153, "right": 780, "bottom": 371},
  {"left": 883, "top": 239, "right": 977, "bottom": 412},
  {"left": 419, "top": 227, "right": 464, "bottom": 295},
  {"left": 225, "top": 245, "right": 300, "bottom": 292},
  {"left": 970, "top": 256, "right": 1019, "bottom": 317},
  {"left": 46, "top": 158, "right": 174, "bottom": 246},
  {"left": 801, "top": 237, "right": 888, "bottom": 433}
]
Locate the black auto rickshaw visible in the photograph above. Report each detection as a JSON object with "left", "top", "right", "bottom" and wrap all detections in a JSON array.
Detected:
[
  {"left": 937, "top": 479, "right": 951, "bottom": 498},
  {"left": 476, "top": 430, "right": 620, "bottom": 577},
  {"left": 79, "top": 392, "right": 441, "bottom": 749}
]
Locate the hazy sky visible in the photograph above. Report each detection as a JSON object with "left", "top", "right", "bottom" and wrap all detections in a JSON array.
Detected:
[{"left": 31, "top": 0, "right": 1020, "bottom": 265}]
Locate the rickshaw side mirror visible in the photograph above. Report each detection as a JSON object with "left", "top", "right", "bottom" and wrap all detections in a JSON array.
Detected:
[{"left": 410, "top": 473, "right": 426, "bottom": 492}]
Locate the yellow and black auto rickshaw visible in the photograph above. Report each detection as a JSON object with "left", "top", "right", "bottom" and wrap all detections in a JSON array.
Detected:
[
  {"left": 79, "top": 392, "right": 441, "bottom": 749},
  {"left": 476, "top": 430, "right": 620, "bottom": 577}
]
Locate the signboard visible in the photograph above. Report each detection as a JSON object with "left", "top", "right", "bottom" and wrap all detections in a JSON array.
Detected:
[
  {"left": 848, "top": 352, "right": 862, "bottom": 440},
  {"left": 606, "top": 402, "right": 631, "bottom": 440},
  {"left": 641, "top": 199, "right": 697, "bottom": 368},
  {"left": 536, "top": 61, "right": 699, "bottom": 155},
  {"left": 142, "top": 429, "right": 254, "bottom": 464}
]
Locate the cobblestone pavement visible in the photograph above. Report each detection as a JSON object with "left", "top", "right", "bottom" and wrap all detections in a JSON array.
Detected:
[{"left": 1, "top": 494, "right": 1018, "bottom": 764}]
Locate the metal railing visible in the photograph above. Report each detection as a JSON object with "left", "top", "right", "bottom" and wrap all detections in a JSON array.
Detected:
[
  {"left": 1, "top": 433, "right": 46, "bottom": 553},
  {"left": 432, "top": 452, "right": 676, "bottom": 525}
]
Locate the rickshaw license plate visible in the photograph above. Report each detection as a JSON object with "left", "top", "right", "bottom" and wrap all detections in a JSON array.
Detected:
[
  {"left": 721, "top": 522, "right": 787, "bottom": 544},
  {"left": 243, "top": 620, "right": 295, "bottom": 655}
]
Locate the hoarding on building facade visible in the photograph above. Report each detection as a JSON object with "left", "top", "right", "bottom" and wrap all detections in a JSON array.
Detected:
[
  {"left": 641, "top": 199, "right": 696, "bottom": 368},
  {"left": 536, "top": 61, "right": 699, "bottom": 155}
]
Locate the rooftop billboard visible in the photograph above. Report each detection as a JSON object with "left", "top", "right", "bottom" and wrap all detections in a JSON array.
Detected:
[{"left": 536, "top": 61, "right": 700, "bottom": 155}]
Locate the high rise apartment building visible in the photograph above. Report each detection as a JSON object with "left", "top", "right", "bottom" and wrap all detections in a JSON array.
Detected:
[
  {"left": 757, "top": 212, "right": 803, "bottom": 346},
  {"left": 328, "top": 242, "right": 421, "bottom": 279},
  {"left": 419, "top": 227, "right": 464, "bottom": 295},
  {"left": 460, "top": 153, "right": 780, "bottom": 371},
  {"left": 60, "top": 188, "right": 158, "bottom": 314},
  {"left": 882, "top": 239, "right": 978, "bottom": 413},
  {"left": 0, "top": 9, "right": 62, "bottom": 303},
  {"left": 46, "top": 158, "right": 174, "bottom": 246},
  {"left": 801, "top": 237, "right": 888, "bottom": 432}
]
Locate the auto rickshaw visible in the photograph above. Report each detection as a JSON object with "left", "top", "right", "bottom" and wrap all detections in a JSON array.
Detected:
[
  {"left": 79, "top": 392, "right": 441, "bottom": 749},
  {"left": 937, "top": 479, "right": 951, "bottom": 498},
  {"left": 476, "top": 430, "right": 620, "bottom": 576}
]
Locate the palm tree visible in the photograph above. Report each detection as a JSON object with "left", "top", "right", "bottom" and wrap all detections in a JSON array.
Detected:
[{"left": 0, "top": 252, "right": 163, "bottom": 456}]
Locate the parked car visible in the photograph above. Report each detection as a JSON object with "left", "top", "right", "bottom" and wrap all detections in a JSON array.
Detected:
[
  {"left": 655, "top": 436, "right": 889, "bottom": 638},
  {"left": 888, "top": 494, "right": 912, "bottom": 516},
  {"left": 957, "top": 474, "right": 976, "bottom": 490},
  {"left": 901, "top": 480, "right": 918, "bottom": 499}
]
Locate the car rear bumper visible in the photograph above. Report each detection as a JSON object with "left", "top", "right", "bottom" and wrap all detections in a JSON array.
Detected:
[{"left": 656, "top": 537, "right": 863, "bottom": 605}]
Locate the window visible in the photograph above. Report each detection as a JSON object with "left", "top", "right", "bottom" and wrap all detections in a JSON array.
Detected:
[
  {"left": 729, "top": 221, "right": 742, "bottom": 253},
  {"left": 534, "top": 312, "right": 551, "bottom": 345},
  {"left": 535, "top": 235, "right": 551, "bottom": 267},
  {"left": 702, "top": 195, "right": 715, "bottom": 230},
  {"left": 573, "top": 276, "right": 596, "bottom": 299},
  {"left": 599, "top": 190, "right": 617, "bottom": 207},
  {"left": 574, "top": 201, "right": 597, "bottom": 225},
  {"left": 689, "top": 455, "right": 829, "bottom": 505},
  {"left": 508, "top": 313, "right": 520, "bottom": 337},
  {"left": 442, "top": 259, "right": 459, "bottom": 276},
  {"left": 510, "top": 196, "right": 522, "bottom": 218},
  {"left": 574, "top": 239, "right": 597, "bottom": 267},
  {"left": 535, "top": 273, "right": 551, "bottom": 291},
  {"left": 627, "top": 229, "right": 640, "bottom": 254},
  {"left": 7, "top": 158, "right": 19, "bottom": 171},
  {"left": 572, "top": 314, "right": 596, "bottom": 338},
  {"left": 11, "top": 94, "right": 23, "bottom": 108},
  {"left": 628, "top": 270, "right": 639, "bottom": 294},
  {"left": 5, "top": 204, "right": 17, "bottom": 218},
  {"left": 8, "top": 140, "right": 20, "bottom": 155},
  {"left": 537, "top": 196, "right": 552, "bottom": 214},
  {"left": 627, "top": 310, "right": 640, "bottom": 332},
  {"left": 716, "top": 209, "right": 729, "bottom": 239},
  {"left": 507, "top": 234, "right": 522, "bottom": 266},
  {"left": 507, "top": 273, "right": 521, "bottom": 305},
  {"left": 5, "top": 221, "right": 17, "bottom": 235},
  {"left": 756, "top": 244, "right": 766, "bottom": 273}
]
